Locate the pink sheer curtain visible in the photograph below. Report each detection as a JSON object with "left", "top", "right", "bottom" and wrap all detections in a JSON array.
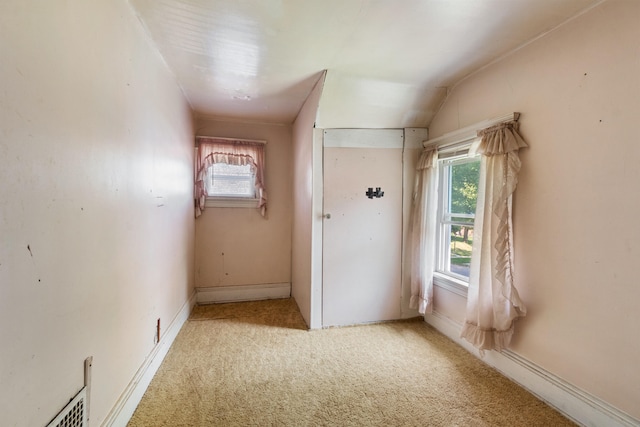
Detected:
[
  {"left": 460, "top": 121, "right": 528, "bottom": 353},
  {"left": 194, "top": 137, "right": 267, "bottom": 218}
]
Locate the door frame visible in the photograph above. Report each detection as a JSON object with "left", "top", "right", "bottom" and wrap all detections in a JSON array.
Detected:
[{"left": 308, "top": 128, "right": 428, "bottom": 328}]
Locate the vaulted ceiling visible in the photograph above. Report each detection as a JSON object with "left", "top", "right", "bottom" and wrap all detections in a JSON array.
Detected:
[{"left": 129, "top": 0, "right": 601, "bottom": 128}]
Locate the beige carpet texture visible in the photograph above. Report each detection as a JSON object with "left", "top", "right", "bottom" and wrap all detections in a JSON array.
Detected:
[{"left": 128, "top": 298, "right": 575, "bottom": 426}]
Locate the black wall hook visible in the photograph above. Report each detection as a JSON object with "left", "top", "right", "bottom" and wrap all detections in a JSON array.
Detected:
[{"left": 366, "top": 187, "right": 384, "bottom": 199}]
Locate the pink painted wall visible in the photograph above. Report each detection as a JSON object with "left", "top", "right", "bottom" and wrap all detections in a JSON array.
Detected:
[
  {"left": 194, "top": 118, "right": 292, "bottom": 289},
  {"left": 291, "top": 73, "right": 325, "bottom": 328},
  {"left": 0, "top": 1, "right": 195, "bottom": 425},
  {"left": 428, "top": 0, "right": 640, "bottom": 418}
]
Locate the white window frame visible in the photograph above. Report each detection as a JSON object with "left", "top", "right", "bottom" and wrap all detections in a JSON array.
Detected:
[
  {"left": 205, "top": 163, "right": 259, "bottom": 208},
  {"left": 434, "top": 152, "right": 480, "bottom": 297},
  {"left": 205, "top": 196, "right": 260, "bottom": 208},
  {"left": 424, "top": 113, "right": 520, "bottom": 298}
]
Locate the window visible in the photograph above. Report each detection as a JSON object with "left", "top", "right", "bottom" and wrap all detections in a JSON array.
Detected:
[
  {"left": 435, "top": 152, "right": 480, "bottom": 288},
  {"left": 413, "top": 113, "right": 522, "bottom": 308},
  {"left": 206, "top": 163, "right": 256, "bottom": 199},
  {"left": 194, "top": 136, "right": 267, "bottom": 215}
]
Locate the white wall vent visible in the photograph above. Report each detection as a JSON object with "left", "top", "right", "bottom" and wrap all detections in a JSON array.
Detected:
[{"left": 47, "top": 386, "right": 87, "bottom": 427}]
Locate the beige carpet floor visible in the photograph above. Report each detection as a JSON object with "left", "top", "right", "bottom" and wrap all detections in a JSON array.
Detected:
[{"left": 128, "top": 298, "right": 575, "bottom": 426}]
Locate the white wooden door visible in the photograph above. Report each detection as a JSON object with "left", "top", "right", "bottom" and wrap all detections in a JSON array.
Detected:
[{"left": 322, "top": 130, "right": 403, "bottom": 327}]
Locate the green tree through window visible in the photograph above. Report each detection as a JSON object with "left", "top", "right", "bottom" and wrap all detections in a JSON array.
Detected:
[{"left": 450, "top": 161, "right": 480, "bottom": 243}]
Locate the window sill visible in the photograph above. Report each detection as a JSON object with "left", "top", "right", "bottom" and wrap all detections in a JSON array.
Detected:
[
  {"left": 433, "top": 272, "right": 469, "bottom": 298},
  {"left": 205, "top": 197, "right": 259, "bottom": 208}
]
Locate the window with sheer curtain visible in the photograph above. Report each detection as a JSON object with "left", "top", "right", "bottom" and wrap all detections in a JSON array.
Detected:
[
  {"left": 411, "top": 113, "right": 528, "bottom": 353},
  {"left": 194, "top": 136, "right": 267, "bottom": 217}
]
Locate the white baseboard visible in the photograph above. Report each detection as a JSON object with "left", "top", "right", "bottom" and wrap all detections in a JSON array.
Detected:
[
  {"left": 102, "top": 290, "right": 197, "bottom": 427},
  {"left": 196, "top": 283, "right": 291, "bottom": 304},
  {"left": 424, "top": 311, "right": 639, "bottom": 427}
]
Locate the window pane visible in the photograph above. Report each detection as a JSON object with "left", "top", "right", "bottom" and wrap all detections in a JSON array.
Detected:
[
  {"left": 212, "top": 163, "right": 253, "bottom": 176},
  {"left": 437, "top": 156, "right": 480, "bottom": 282},
  {"left": 208, "top": 163, "right": 255, "bottom": 197},
  {"left": 449, "top": 160, "right": 480, "bottom": 215},
  {"left": 450, "top": 226, "right": 473, "bottom": 278}
]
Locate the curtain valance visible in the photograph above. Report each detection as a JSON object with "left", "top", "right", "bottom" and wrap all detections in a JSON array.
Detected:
[
  {"left": 416, "top": 147, "right": 438, "bottom": 171},
  {"left": 477, "top": 121, "right": 528, "bottom": 155}
]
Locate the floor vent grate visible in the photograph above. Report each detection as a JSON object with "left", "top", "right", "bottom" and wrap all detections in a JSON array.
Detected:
[{"left": 47, "top": 386, "right": 87, "bottom": 427}]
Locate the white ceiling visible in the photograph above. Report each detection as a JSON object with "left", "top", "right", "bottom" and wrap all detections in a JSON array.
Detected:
[{"left": 129, "top": 0, "right": 601, "bottom": 128}]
